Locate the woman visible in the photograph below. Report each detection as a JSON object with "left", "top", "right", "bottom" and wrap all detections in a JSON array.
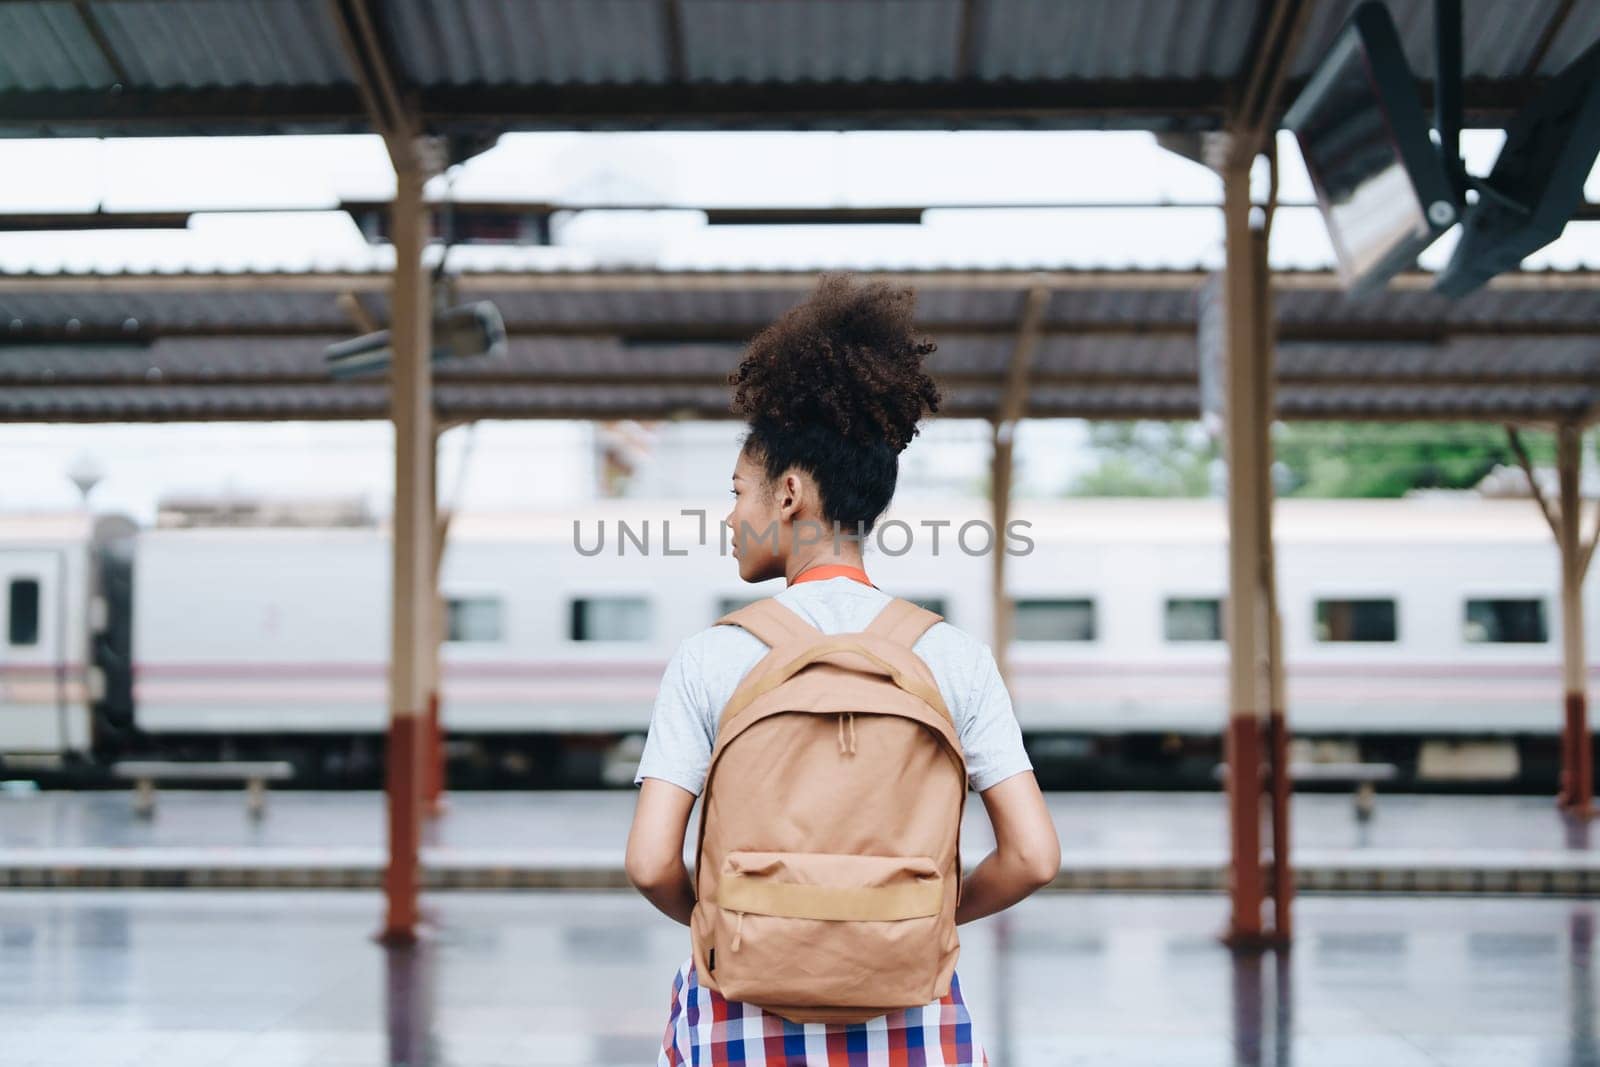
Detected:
[{"left": 626, "top": 273, "right": 1060, "bottom": 1064}]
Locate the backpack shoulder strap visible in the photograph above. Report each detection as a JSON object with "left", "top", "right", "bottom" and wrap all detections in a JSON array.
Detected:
[
  {"left": 713, "top": 596, "right": 822, "bottom": 649},
  {"left": 865, "top": 596, "right": 944, "bottom": 649},
  {"left": 714, "top": 598, "right": 826, "bottom": 731}
]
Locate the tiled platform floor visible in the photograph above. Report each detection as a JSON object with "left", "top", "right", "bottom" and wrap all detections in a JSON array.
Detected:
[
  {"left": 4, "top": 790, "right": 1596, "bottom": 893},
  {"left": 2, "top": 890, "right": 1595, "bottom": 1067},
  {"left": 3, "top": 789, "right": 1594, "bottom": 857}
]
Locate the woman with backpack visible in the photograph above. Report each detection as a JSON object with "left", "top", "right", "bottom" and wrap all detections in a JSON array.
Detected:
[{"left": 626, "top": 272, "right": 1061, "bottom": 1064}]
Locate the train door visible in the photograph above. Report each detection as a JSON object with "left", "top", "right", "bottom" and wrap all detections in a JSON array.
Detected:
[{"left": 0, "top": 548, "right": 73, "bottom": 757}]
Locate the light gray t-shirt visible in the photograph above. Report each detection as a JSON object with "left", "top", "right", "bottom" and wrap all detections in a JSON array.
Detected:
[{"left": 633, "top": 575, "right": 1033, "bottom": 796}]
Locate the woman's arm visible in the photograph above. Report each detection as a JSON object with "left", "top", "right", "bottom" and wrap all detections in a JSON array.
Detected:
[
  {"left": 625, "top": 777, "right": 699, "bottom": 926},
  {"left": 954, "top": 770, "right": 1060, "bottom": 925}
]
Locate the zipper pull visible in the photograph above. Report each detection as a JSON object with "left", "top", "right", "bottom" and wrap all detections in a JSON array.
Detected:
[{"left": 731, "top": 911, "right": 744, "bottom": 952}]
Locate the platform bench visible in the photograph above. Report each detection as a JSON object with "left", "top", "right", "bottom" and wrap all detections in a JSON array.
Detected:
[
  {"left": 111, "top": 760, "right": 295, "bottom": 819},
  {"left": 1214, "top": 761, "right": 1400, "bottom": 819}
]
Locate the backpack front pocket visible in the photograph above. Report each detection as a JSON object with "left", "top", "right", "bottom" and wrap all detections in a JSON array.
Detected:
[{"left": 710, "top": 849, "right": 947, "bottom": 1008}]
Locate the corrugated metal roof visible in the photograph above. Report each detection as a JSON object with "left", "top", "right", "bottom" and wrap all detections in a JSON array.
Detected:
[
  {"left": 1541, "top": 2, "right": 1600, "bottom": 73},
  {"left": 678, "top": 0, "right": 965, "bottom": 84},
  {"left": 975, "top": 0, "right": 1255, "bottom": 81},
  {"left": 0, "top": 3, "right": 115, "bottom": 92},
  {"left": 1289, "top": 0, "right": 1578, "bottom": 79},
  {"left": 1, "top": 265, "right": 1596, "bottom": 424},
  {"left": 0, "top": 0, "right": 350, "bottom": 93},
  {"left": 92, "top": 0, "right": 351, "bottom": 89},
  {"left": 3, "top": 265, "right": 1596, "bottom": 332},
  {"left": 388, "top": 0, "right": 672, "bottom": 86},
  {"left": 0, "top": 286, "right": 355, "bottom": 334},
  {"left": 2, "top": 0, "right": 1586, "bottom": 135}
]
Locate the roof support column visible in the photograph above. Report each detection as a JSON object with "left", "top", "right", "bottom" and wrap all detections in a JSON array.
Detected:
[
  {"left": 1259, "top": 257, "right": 1292, "bottom": 943},
  {"left": 1557, "top": 424, "right": 1595, "bottom": 816},
  {"left": 381, "top": 153, "right": 439, "bottom": 943},
  {"left": 1508, "top": 423, "right": 1598, "bottom": 818},
  {"left": 1201, "top": 0, "right": 1312, "bottom": 950},
  {"left": 330, "top": 0, "right": 454, "bottom": 939},
  {"left": 990, "top": 284, "right": 1048, "bottom": 685},
  {"left": 1217, "top": 149, "right": 1285, "bottom": 948},
  {"left": 990, "top": 427, "right": 1015, "bottom": 682},
  {"left": 424, "top": 426, "right": 447, "bottom": 817}
]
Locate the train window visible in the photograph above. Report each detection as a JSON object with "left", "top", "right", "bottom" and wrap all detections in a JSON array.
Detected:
[
  {"left": 1013, "top": 598, "right": 1095, "bottom": 642},
  {"left": 8, "top": 577, "right": 39, "bottom": 647},
  {"left": 1165, "top": 598, "right": 1222, "bottom": 642},
  {"left": 570, "top": 597, "right": 652, "bottom": 642},
  {"left": 446, "top": 597, "right": 503, "bottom": 643},
  {"left": 1315, "top": 598, "right": 1397, "bottom": 642},
  {"left": 1464, "top": 598, "right": 1547, "bottom": 643}
]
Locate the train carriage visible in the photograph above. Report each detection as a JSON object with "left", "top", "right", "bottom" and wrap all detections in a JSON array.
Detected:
[{"left": 1, "top": 496, "right": 1591, "bottom": 788}]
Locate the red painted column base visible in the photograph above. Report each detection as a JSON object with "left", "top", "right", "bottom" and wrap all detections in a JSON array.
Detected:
[
  {"left": 1561, "top": 692, "right": 1596, "bottom": 819},
  {"left": 379, "top": 713, "right": 424, "bottom": 945},
  {"left": 1222, "top": 714, "right": 1275, "bottom": 949},
  {"left": 423, "top": 689, "right": 447, "bottom": 817},
  {"left": 1266, "top": 707, "right": 1293, "bottom": 943}
]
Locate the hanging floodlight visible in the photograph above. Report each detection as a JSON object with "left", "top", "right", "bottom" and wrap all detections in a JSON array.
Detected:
[
  {"left": 324, "top": 301, "right": 507, "bottom": 380},
  {"left": 1282, "top": 2, "right": 1460, "bottom": 294},
  {"left": 1435, "top": 37, "right": 1600, "bottom": 297},
  {"left": 328, "top": 155, "right": 509, "bottom": 379},
  {"left": 1285, "top": 0, "right": 1600, "bottom": 298}
]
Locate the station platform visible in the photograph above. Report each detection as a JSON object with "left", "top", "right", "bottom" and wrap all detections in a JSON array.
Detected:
[
  {"left": 1, "top": 789, "right": 1595, "bottom": 894},
  {"left": 3, "top": 889, "right": 1595, "bottom": 1066}
]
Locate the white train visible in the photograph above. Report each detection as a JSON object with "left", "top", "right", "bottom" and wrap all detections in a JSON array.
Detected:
[{"left": 1, "top": 495, "right": 1588, "bottom": 788}]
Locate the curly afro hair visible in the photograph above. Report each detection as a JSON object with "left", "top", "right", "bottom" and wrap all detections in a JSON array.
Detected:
[{"left": 728, "top": 272, "right": 941, "bottom": 533}]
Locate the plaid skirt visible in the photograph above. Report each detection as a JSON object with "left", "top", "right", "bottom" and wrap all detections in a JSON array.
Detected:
[{"left": 657, "top": 956, "right": 990, "bottom": 1066}]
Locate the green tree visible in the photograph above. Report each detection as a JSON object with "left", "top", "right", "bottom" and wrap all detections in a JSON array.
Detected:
[
  {"left": 1273, "top": 422, "right": 1558, "bottom": 497},
  {"left": 1067, "top": 422, "right": 1218, "bottom": 497},
  {"left": 1068, "top": 419, "right": 1563, "bottom": 498}
]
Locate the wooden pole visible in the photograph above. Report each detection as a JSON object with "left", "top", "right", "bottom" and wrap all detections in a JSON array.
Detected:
[
  {"left": 1220, "top": 148, "right": 1270, "bottom": 947},
  {"left": 989, "top": 284, "right": 1045, "bottom": 687},
  {"left": 381, "top": 156, "right": 435, "bottom": 943},
  {"left": 991, "top": 422, "right": 1014, "bottom": 685},
  {"left": 1254, "top": 221, "right": 1293, "bottom": 941},
  {"left": 1557, "top": 423, "right": 1595, "bottom": 816},
  {"left": 424, "top": 425, "right": 446, "bottom": 816}
]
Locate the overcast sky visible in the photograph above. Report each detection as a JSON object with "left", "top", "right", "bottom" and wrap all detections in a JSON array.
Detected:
[{"left": 2, "top": 129, "right": 1596, "bottom": 523}]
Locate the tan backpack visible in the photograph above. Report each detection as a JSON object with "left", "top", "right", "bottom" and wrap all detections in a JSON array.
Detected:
[{"left": 689, "top": 594, "right": 968, "bottom": 1023}]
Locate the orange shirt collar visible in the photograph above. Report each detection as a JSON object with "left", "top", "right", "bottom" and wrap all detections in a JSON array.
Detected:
[{"left": 787, "top": 563, "right": 876, "bottom": 589}]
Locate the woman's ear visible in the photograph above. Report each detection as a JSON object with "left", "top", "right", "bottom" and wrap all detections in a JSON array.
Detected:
[{"left": 775, "top": 469, "right": 802, "bottom": 521}]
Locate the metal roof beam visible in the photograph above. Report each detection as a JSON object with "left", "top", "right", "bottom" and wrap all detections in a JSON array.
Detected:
[
  {"left": 416, "top": 78, "right": 1232, "bottom": 130},
  {"left": 11, "top": 319, "right": 1600, "bottom": 345},
  {"left": 0, "top": 211, "right": 190, "bottom": 232},
  {"left": 7, "top": 366, "right": 1595, "bottom": 392},
  {"left": 956, "top": 0, "right": 984, "bottom": 81},
  {"left": 661, "top": 0, "right": 688, "bottom": 83},
  {"left": 0, "top": 88, "right": 369, "bottom": 137},
  {"left": 326, "top": 0, "right": 420, "bottom": 163},
  {"left": 996, "top": 285, "right": 1050, "bottom": 430},
  {"left": 4, "top": 269, "right": 1598, "bottom": 301},
  {"left": 69, "top": 0, "right": 131, "bottom": 86},
  {"left": 11, "top": 320, "right": 1600, "bottom": 347},
  {"left": 1523, "top": 0, "right": 1578, "bottom": 78},
  {"left": 1, "top": 394, "right": 1586, "bottom": 426},
  {"left": 1227, "top": 0, "right": 1317, "bottom": 164},
  {"left": 0, "top": 81, "right": 1541, "bottom": 140}
]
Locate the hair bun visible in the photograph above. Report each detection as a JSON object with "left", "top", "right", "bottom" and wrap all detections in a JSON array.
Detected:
[{"left": 728, "top": 272, "right": 941, "bottom": 452}]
